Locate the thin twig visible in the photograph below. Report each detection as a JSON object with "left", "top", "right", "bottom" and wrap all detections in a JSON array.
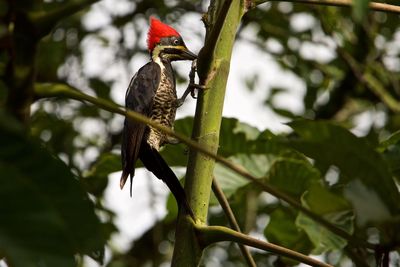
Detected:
[
  {"left": 339, "top": 49, "right": 400, "bottom": 113},
  {"left": 195, "top": 224, "right": 333, "bottom": 267},
  {"left": 212, "top": 178, "right": 257, "bottom": 267},
  {"left": 254, "top": 0, "right": 400, "bottom": 14}
]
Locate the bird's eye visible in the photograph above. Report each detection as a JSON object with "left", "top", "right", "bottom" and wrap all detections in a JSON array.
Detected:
[{"left": 173, "top": 39, "right": 179, "bottom": 45}]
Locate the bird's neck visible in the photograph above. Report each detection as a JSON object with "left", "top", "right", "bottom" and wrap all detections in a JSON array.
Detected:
[{"left": 151, "top": 50, "right": 171, "bottom": 71}]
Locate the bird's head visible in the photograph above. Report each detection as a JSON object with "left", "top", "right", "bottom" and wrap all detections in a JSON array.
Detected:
[{"left": 147, "top": 17, "right": 197, "bottom": 61}]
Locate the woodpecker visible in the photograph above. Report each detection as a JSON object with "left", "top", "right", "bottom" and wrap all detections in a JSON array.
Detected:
[{"left": 120, "top": 17, "right": 196, "bottom": 219}]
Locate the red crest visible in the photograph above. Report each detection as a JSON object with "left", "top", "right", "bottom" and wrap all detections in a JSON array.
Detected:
[{"left": 147, "top": 17, "right": 180, "bottom": 51}]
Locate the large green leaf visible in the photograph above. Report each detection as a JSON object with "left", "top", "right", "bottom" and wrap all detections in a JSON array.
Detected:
[
  {"left": 213, "top": 154, "right": 276, "bottom": 201},
  {"left": 379, "top": 131, "right": 400, "bottom": 184},
  {"left": 267, "top": 159, "right": 321, "bottom": 198},
  {"left": 218, "top": 117, "right": 260, "bottom": 157},
  {"left": 265, "top": 207, "right": 313, "bottom": 263},
  {"left": 296, "top": 184, "right": 354, "bottom": 253},
  {"left": 159, "top": 117, "right": 194, "bottom": 167},
  {"left": 288, "top": 120, "right": 400, "bottom": 217},
  {"left": 36, "top": 35, "right": 68, "bottom": 82},
  {"left": 378, "top": 130, "right": 400, "bottom": 152},
  {"left": 0, "top": 113, "right": 106, "bottom": 267},
  {"left": 84, "top": 152, "right": 120, "bottom": 196}
]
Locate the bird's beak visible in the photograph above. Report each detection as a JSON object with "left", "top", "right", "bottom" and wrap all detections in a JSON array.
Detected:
[{"left": 178, "top": 46, "right": 197, "bottom": 60}]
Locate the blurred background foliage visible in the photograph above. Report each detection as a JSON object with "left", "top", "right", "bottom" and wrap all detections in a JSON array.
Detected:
[{"left": 1, "top": 0, "right": 400, "bottom": 266}]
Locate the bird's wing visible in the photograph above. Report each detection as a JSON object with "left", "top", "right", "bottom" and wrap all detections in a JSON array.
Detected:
[{"left": 120, "top": 62, "right": 161, "bottom": 190}]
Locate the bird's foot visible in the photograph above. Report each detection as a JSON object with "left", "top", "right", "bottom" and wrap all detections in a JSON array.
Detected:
[
  {"left": 174, "top": 97, "right": 185, "bottom": 108},
  {"left": 176, "top": 59, "right": 206, "bottom": 107},
  {"left": 188, "top": 83, "right": 206, "bottom": 99},
  {"left": 175, "top": 83, "right": 206, "bottom": 107}
]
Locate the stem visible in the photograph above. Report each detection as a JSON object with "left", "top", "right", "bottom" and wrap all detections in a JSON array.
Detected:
[
  {"left": 195, "top": 225, "right": 333, "bottom": 267},
  {"left": 212, "top": 178, "right": 256, "bottom": 267},
  {"left": 35, "top": 82, "right": 376, "bottom": 251},
  {"left": 172, "top": 0, "right": 246, "bottom": 264},
  {"left": 339, "top": 50, "right": 400, "bottom": 113},
  {"left": 363, "top": 73, "right": 400, "bottom": 113},
  {"left": 197, "top": 0, "right": 233, "bottom": 82},
  {"left": 172, "top": 0, "right": 244, "bottom": 266},
  {"left": 254, "top": 0, "right": 400, "bottom": 14}
]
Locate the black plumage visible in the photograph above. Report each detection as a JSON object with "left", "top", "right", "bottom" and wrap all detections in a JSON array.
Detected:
[
  {"left": 121, "top": 61, "right": 194, "bottom": 219},
  {"left": 121, "top": 62, "right": 161, "bottom": 186}
]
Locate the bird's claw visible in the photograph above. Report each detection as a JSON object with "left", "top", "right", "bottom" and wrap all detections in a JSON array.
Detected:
[
  {"left": 175, "top": 98, "right": 185, "bottom": 108},
  {"left": 176, "top": 59, "right": 206, "bottom": 106},
  {"left": 188, "top": 83, "right": 206, "bottom": 99}
]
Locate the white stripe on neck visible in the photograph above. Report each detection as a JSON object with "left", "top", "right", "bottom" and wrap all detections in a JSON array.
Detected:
[{"left": 152, "top": 46, "right": 165, "bottom": 70}]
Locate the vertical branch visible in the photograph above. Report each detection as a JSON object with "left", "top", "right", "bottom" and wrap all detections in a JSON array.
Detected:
[
  {"left": 171, "top": 0, "right": 246, "bottom": 266},
  {"left": 5, "top": 3, "right": 37, "bottom": 124}
]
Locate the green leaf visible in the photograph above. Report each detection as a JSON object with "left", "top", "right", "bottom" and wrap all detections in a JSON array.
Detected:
[
  {"left": 297, "top": 184, "right": 354, "bottom": 253},
  {"left": 302, "top": 183, "right": 351, "bottom": 214},
  {"left": 213, "top": 154, "right": 275, "bottom": 201},
  {"left": 37, "top": 36, "right": 67, "bottom": 82},
  {"left": 161, "top": 117, "right": 262, "bottom": 167},
  {"left": 160, "top": 117, "right": 193, "bottom": 167},
  {"left": 288, "top": 120, "right": 400, "bottom": 215},
  {"left": 218, "top": 117, "right": 260, "bottom": 157},
  {"left": 296, "top": 211, "right": 353, "bottom": 254},
  {"left": 383, "top": 146, "right": 400, "bottom": 184},
  {"left": 84, "top": 152, "right": 120, "bottom": 196},
  {"left": 30, "top": 110, "right": 78, "bottom": 157},
  {"left": 0, "top": 112, "right": 106, "bottom": 267},
  {"left": 271, "top": 107, "right": 297, "bottom": 119},
  {"left": 160, "top": 143, "right": 189, "bottom": 167},
  {"left": 378, "top": 130, "right": 400, "bottom": 152},
  {"left": 227, "top": 184, "right": 260, "bottom": 232},
  {"left": 86, "top": 153, "right": 121, "bottom": 178},
  {"left": 352, "top": 0, "right": 370, "bottom": 22},
  {"left": 231, "top": 119, "right": 260, "bottom": 140},
  {"left": 268, "top": 159, "right": 321, "bottom": 198},
  {"left": 378, "top": 132, "right": 400, "bottom": 184},
  {"left": 265, "top": 207, "right": 313, "bottom": 262}
]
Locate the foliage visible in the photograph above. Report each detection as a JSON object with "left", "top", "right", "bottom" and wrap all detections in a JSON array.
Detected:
[
  {"left": 0, "top": 112, "right": 108, "bottom": 266},
  {"left": 1, "top": 0, "right": 400, "bottom": 266}
]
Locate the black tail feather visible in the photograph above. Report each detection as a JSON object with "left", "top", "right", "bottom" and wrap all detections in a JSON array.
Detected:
[
  {"left": 139, "top": 142, "right": 195, "bottom": 220},
  {"left": 120, "top": 161, "right": 134, "bottom": 197}
]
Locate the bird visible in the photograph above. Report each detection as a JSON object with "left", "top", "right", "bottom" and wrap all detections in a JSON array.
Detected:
[{"left": 120, "top": 17, "right": 197, "bottom": 219}]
